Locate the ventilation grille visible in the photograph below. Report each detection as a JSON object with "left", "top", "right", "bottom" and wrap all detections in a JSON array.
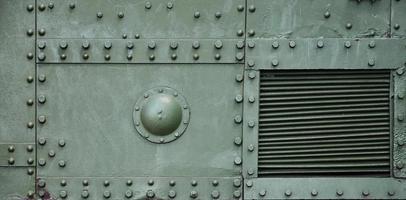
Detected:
[{"left": 258, "top": 70, "right": 391, "bottom": 177}]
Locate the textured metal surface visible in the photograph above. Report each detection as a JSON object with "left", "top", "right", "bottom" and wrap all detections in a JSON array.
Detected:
[
  {"left": 37, "top": 0, "right": 245, "bottom": 39},
  {"left": 258, "top": 70, "right": 391, "bottom": 176},
  {"left": 246, "top": 38, "right": 406, "bottom": 70},
  {"left": 0, "top": 167, "right": 35, "bottom": 199},
  {"left": 394, "top": 67, "right": 406, "bottom": 177},
  {"left": 244, "top": 178, "right": 406, "bottom": 199},
  {"left": 37, "top": 64, "right": 242, "bottom": 177}
]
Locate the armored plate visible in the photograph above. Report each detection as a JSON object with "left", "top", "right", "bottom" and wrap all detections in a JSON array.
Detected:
[{"left": 0, "top": 167, "right": 35, "bottom": 199}]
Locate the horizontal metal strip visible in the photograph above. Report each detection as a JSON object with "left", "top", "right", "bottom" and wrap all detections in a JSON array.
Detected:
[
  {"left": 260, "top": 79, "right": 390, "bottom": 86},
  {"left": 260, "top": 89, "right": 388, "bottom": 97},
  {"left": 261, "top": 84, "right": 389, "bottom": 91},
  {"left": 259, "top": 132, "right": 389, "bottom": 142},
  {"left": 260, "top": 74, "right": 390, "bottom": 80},
  {"left": 258, "top": 156, "right": 389, "bottom": 164},
  {"left": 258, "top": 150, "right": 390, "bottom": 159},
  {"left": 258, "top": 116, "right": 388, "bottom": 128},
  {"left": 259, "top": 122, "right": 389, "bottom": 132},
  {"left": 259, "top": 146, "right": 389, "bottom": 155},
  {"left": 259, "top": 107, "right": 388, "bottom": 118},
  {"left": 257, "top": 168, "right": 390, "bottom": 175},
  {"left": 259, "top": 113, "right": 388, "bottom": 123},
  {"left": 260, "top": 93, "right": 388, "bottom": 102},
  {"left": 259, "top": 136, "right": 389, "bottom": 146},
  {"left": 260, "top": 97, "right": 388, "bottom": 106},
  {"left": 258, "top": 162, "right": 389, "bottom": 169},
  {"left": 260, "top": 70, "right": 390, "bottom": 76},
  {"left": 259, "top": 127, "right": 389, "bottom": 137},
  {"left": 258, "top": 141, "right": 389, "bottom": 151},
  {"left": 259, "top": 102, "right": 389, "bottom": 113}
]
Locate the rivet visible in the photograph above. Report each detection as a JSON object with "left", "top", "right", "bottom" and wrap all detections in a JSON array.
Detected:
[
  {"left": 271, "top": 59, "right": 279, "bottom": 67},
  {"left": 26, "top": 99, "right": 34, "bottom": 106},
  {"left": 248, "top": 5, "right": 256, "bottom": 12},
  {"left": 83, "top": 53, "right": 89, "bottom": 60},
  {"left": 38, "top": 179, "right": 46, "bottom": 188},
  {"left": 82, "top": 180, "right": 89, "bottom": 186},
  {"left": 27, "top": 191, "right": 34, "bottom": 198},
  {"left": 103, "top": 190, "right": 111, "bottom": 198},
  {"left": 193, "top": 54, "right": 199, "bottom": 60},
  {"left": 167, "top": 2, "right": 173, "bottom": 9},
  {"left": 247, "top": 41, "right": 255, "bottom": 48},
  {"left": 247, "top": 60, "right": 255, "bottom": 67},
  {"left": 8, "top": 157, "right": 15, "bottom": 165},
  {"left": 247, "top": 168, "right": 254, "bottom": 175},
  {"left": 58, "top": 160, "right": 66, "bottom": 168},
  {"left": 368, "top": 58, "right": 375, "bottom": 67},
  {"left": 146, "top": 190, "right": 155, "bottom": 198},
  {"left": 122, "top": 33, "right": 127, "bottom": 39},
  {"left": 214, "top": 53, "right": 221, "bottom": 60},
  {"left": 27, "top": 168, "right": 34, "bottom": 175},
  {"left": 317, "top": 40, "right": 324, "bottom": 48},
  {"left": 248, "top": 121, "right": 255, "bottom": 128},
  {"left": 148, "top": 179, "right": 154, "bottom": 186},
  {"left": 48, "top": 150, "right": 56, "bottom": 157},
  {"left": 38, "top": 137, "right": 47, "bottom": 145},
  {"left": 233, "top": 190, "right": 241, "bottom": 198},
  {"left": 38, "top": 28, "right": 46, "bottom": 36},
  {"left": 396, "top": 68, "right": 404, "bottom": 75},
  {"left": 236, "top": 41, "right": 245, "bottom": 49},
  {"left": 235, "top": 95, "right": 243, "bottom": 103},
  {"left": 27, "top": 122, "right": 34, "bottom": 129},
  {"left": 234, "top": 157, "right": 242, "bottom": 165},
  {"left": 394, "top": 24, "right": 400, "bottom": 30},
  {"left": 69, "top": 3, "right": 75, "bottom": 9},
  {"left": 289, "top": 41, "right": 296, "bottom": 48},
  {"left": 38, "top": 190, "right": 45, "bottom": 197},
  {"left": 97, "top": 12, "right": 103, "bottom": 18},
  {"left": 214, "top": 40, "right": 223, "bottom": 49},
  {"left": 38, "top": 95, "right": 46, "bottom": 104},
  {"left": 285, "top": 190, "right": 292, "bottom": 197},
  {"left": 171, "top": 53, "right": 177, "bottom": 60},
  {"left": 127, "top": 54, "right": 133, "bottom": 60},
  {"left": 60, "top": 54, "right": 67, "bottom": 60},
  {"left": 237, "top": 5, "right": 244, "bottom": 12},
  {"left": 126, "top": 179, "right": 133, "bottom": 186},
  {"left": 215, "top": 12, "right": 222, "bottom": 19},
  {"left": 346, "top": 23, "right": 352, "bottom": 29},
  {"left": 60, "top": 179, "right": 67, "bottom": 187},
  {"left": 134, "top": 34, "right": 140, "bottom": 39},
  {"left": 398, "top": 114, "right": 404, "bottom": 121},
  {"left": 191, "top": 180, "right": 198, "bottom": 186},
  {"left": 27, "top": 29, "right": 34, "bottom": 36},
  {"left": 211, "top": 180, "right": 219, "bottom": 186},
  {"left": 246, "top": 180, "right": 253, "bottom": 187},
  {"left": 27, "top": 76, "right": 34, "bottom": 83},
  {"left": 311, "top": 189, "right": 318, "bottom": 196},
  {"left": 27, "top": 52, "right": 34, "bottom": 60},
  {"left": 248, "top": 96, "right": 255, "bottom": 103},
  {"left": 38, "top": 158, "right": 46, "bottom": 166},
  {"left": 26, "top": 145, "right": 33, "bottom": 152},
  {"left": 344, "top": 41, "right": 351, "bottom": 48},
  {"left": 27, "top": 157, "right": 34, "bottom": 165},
  {"left": 234, "top": 137, "right": 242, "bottom": 146},
  {"left": 237, "top": 29, "right": 244, "bottom": 36},
  {"left": 170, "top": 41, "right": 178, "bottom": 50},
  {"left": 259, "top": 189, "right": 266, "bottom": 197},
  {"left": 82, "top": 41, "right": 90, "bottom": 49},
  {"left": 48, "top": 2, "right": 54, "bottom": 9},
  {"left": 192, "top": 41, "right": 200, "bottom": 49},
  {"left": 125, "top": 190, "right": 133, "bottom": 198},
  {"left": 118, "top": 12, "right": 124, "bottom": 18},
  {"left": 235, "top": 52, "right": 244, "bottom": 61},
  {"left": 362, "top": 190, "right": 369, "bottom": 196},
  {"left": 38, "top": 74, "right": 46, "bottom": 82},
  {"left": 148, "top": 41, "right": 156, "bottom": 49},
  {"left": 369, "top": 41, "right": 376, "bottom": 48},
  {"left": 104, "top": 180, "right": 110, "bottom": 187},
  {"left": 149, "top": 54, "right": 155, "bottom": 61},
  {"left": 81, "top": 190, "right": 89, "bottom": 198},
  {"left": 168, "top": 190, "right": 176, "bottom": 198},
  {"left": 248, "top": 72, "right": 256, "bottom": 79},
  {"left": 59, "top": 190, "right": 67, "bottom": 198},
  {"left": 190, "top": 191, "right": 198, "bottom": 199},
  {"left": 235, "top": 74, "right": 243, "bottom": 82},
  {"left": 104, "top": 54, "right": 111, "bottom": 61},
  {"left": 169, "top": 180, "right": 176, "bottom": 186},
  {"left": 38, "top": 115, "right": 47, "bottom": 124},
  {"left": 104, "top": 41, "right": 112, "bottom": 49},
  {"left": 234, "top": 115, "right": 242, "bottom": 124},
  {"left": 211, "top": 190, "right": 220, "bottom": 199},
  {"left": 248, "top": 144, "right": 255, "bottom": 152},
  {"left": 194, "top": 11, "right": 200, "bottom": 18},
  {"left": 248, "top": 29, "right": 255, "bottom": 37},
  {"left": 388, "top": 190, "right": 395, "bottom": 196},
  {"left": 38, "top": 53, "right": 46, "bottom": 61},
  {"left": 272, "top": 41, "right": 279, "bottom": 49},
  {"left": 396, "top": 161, "right": 404, "bottom": 169},
  {"left": 145, "top": 1, "right": 152, "bottom": 9},
  {"left": 398, "top": 139, "right": 404, "bottom": 146},
  {"left": 324, "top": 11, "right": 330, "bottom": 18},
  {"left": 39, "top": 4, "right": 46, "bottom": 11},
  {"left": 233, "top": 179, "right": 241, "bottom": 187},
  {"left": 27, "top": 4, "right": 34, "bottom": 12},
  {"left": 126, "top": 41, "right": 134, "bottom": 49}
]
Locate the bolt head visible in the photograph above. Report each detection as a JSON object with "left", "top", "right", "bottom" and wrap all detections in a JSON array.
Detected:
[
  {"left": 324, "top": 11, "right": 330, "bottom": 18},
  {"left": 194, "top": 11, "right": 200, "bottom": 18},
  {"left": 97, "top": 12, "right": 103, "bottom": 18},
  {"left": 168, "top": 190, "right": 176, "bottom": 198},
  {"left": 118, "top": 12, "right": 124, "bottom": 18},
  {"left": 248, "top": 5, "right": 256, "bottom": 12},
  {"left": 234, "top": 137, "right": 242, "bottom": 146},
  {"left": 211, "top": 190, "right": 220, "bottom": 199},
  {"left": 259, "top": 189, "right": 266, "bottom": 197}
]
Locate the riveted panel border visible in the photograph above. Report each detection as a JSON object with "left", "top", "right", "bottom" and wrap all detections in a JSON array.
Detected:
[
  {"left": 36, "top": 39, "right": 245, "bottom": 64},
  {"left": 391, "top": 0, "right": 406, "bottom": 38},
  {"left": 394, "top": 67, "right": 406, "bottom": 177},
  {"left": 244, "top": 178, "right": 406, "bottom": 199},
  {"left": 246, "top": 38, "right": 406, "bottom": 70},
  {"left": 37, "top": 177, "right": 242, "bottom": 200},
  {"left": 242, "top": 70, "right": 259, "bottom": 179}
]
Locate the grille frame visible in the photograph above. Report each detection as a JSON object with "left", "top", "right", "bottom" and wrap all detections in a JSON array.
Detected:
[{"left": 257, "top": 70, "right": 392, "bottom": 177}]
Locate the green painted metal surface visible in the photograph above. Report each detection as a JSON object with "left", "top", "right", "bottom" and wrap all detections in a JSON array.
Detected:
[{"left": 0, "top": 0, "right": 406, "bottom": 199}]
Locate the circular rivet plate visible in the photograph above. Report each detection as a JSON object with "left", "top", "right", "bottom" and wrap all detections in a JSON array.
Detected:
[{"left": 133, "top": 87, "right": 190, "bottom": 144}]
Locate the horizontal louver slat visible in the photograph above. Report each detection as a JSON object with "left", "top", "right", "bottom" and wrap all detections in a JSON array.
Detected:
[{"left": 258, "top": 70, "right": 390, "bottom": 177}]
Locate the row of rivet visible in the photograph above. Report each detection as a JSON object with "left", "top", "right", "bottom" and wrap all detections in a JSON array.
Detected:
[
  {"left": 395, "top": 68, "right": 406, "bottom": 173},
  {"left": 37, "top": 40, "right": 245, "bottom": 62},
  {"left": 4, "top": 145, "right": 34, "bottom": 166}
]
